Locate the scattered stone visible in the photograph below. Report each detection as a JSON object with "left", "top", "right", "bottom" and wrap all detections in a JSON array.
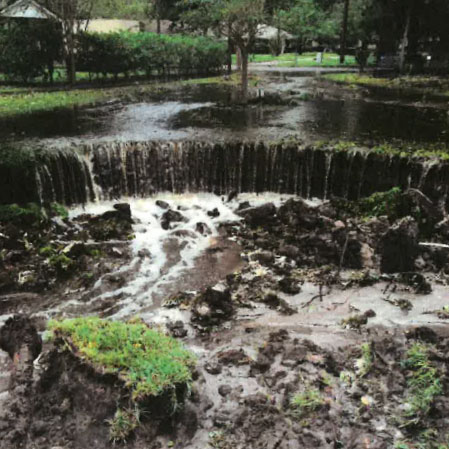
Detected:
[
  {"left": 278, "top": 277, "right": 302, "bottom": 295},
  {"left": 207, "top": 208, "right": 220, "bottom": 218},
  {"left": 238, "top": 203, "right": 276, "bottom": 226},
  {"left": 166, "top": 321, "right": 188, "bottom": 338},
  {"left": 161, "top": 210, "right": 187, "bottom": 230},
  {"left": 381, "top": 217, "right": 418, "bottom": 273},
  {"left": 218, "top": 385, "right": 232, "bottom": 397},
  {"left": 156, "top": 200, "right": 170, "bottom": 210}
]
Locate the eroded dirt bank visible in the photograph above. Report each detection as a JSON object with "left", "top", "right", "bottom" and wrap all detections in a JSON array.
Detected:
[{"left": 1, "top": 188, "right": 449, "bottom": 448}]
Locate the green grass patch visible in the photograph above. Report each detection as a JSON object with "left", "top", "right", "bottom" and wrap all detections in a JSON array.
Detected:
[
  {"left": 401, "top": 343, "right": 442, "bottom": 427},
  {"left": 290, "top": 388, "right": 325, "bottom": 418},
  {"left": 233, "top": 52, "right": 360, "bottom": 67},
  {"left": 0, "top": 88, "right": 111, "bottom": 118},
  {"left": 324, "top": 73, "right": 449, "bottom": 99},
  {"left": 47, "top": 317, "right": 196, "bottom": 400}
]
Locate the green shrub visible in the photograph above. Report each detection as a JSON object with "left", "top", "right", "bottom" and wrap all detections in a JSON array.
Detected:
[
  {"left": 0, "top": 21, "right": 62, "bottom": 82},
  {"left": 76, "top": 31, "right": 226, "bottom": 79}
]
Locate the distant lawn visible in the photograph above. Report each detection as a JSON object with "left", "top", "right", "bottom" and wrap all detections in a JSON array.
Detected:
[{"left": 233, "top": 52, "right": 360, "bottom": 67}]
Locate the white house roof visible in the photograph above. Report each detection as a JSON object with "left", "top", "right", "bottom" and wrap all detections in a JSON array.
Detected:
[
  {"left": 0, "top": 0, "right": 58, "bottom": 20},
  {"left": 256, "top": 25, "right": 294, "bottom": 41}
]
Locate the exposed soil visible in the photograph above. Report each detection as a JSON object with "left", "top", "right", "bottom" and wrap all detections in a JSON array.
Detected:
[{"left": 1, "top": 187, "right": 449, "bottom": 448}]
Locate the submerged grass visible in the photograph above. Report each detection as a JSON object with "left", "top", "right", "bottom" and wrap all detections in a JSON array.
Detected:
[
  {"left": 48, "top": 317, "right": 196, "bottom": 400},
  {"left": 290, "top": 388, "right": 325, "bottom": 418}
]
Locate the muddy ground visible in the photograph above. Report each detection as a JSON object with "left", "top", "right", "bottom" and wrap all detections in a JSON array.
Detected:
[{"left": 1, "top": 187, "right": 449, "bottom": 448}]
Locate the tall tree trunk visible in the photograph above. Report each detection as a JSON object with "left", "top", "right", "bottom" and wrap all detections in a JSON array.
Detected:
[
  {"left": 399, "top": 4, "right": 412, "bottom": 74},
  {"left": 340, "top": 0, "right": 350, "bottom": 64},
  {"left": 227, "top": 23, "right": 232, "bottom": 75},
  {"left": 157, "top": 17, "right": 161, "bottom": 34},
  {"left": 241, "top": 46, "right": 249, "bottom": 103}
]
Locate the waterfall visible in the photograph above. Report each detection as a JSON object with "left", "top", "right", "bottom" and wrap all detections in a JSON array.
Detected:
[{"left": 1, "top": 141, "right": 449, "bottom": 208}]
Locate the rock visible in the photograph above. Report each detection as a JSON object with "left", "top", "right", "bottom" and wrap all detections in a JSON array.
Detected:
[
  {"left": 218, "top": 385, "right": 232, "bottom": 397},
  {"left": 227, "top": 191, "right": 238, "bottom": 202},
  {"left": 191, "top": 284, "right": 234, "bottom": 328},
  {"left": 381, "top": 217, "right": 418, "bottom": 273},
  {"left": 196, "top": 222, "right": 211, "bottom": 235},
  {"left": 237, "top": 201, "right": 251, "bottom": 211},
  {"left": 217, "top": 349, "right": 251, "bottom": 366},
  {"left": 253, "top": 251, "right": 275, "bottom": 265},
  {"left": 62, "top": 242, "right": 86, "bottom": 258},
  {"left": 0, "top": 271, "right": 14, "bottom": 293},
  {"left": 279, "top": 244, "right": 300, "bottom": 259},
  {"left": 204, "top": 361, "right": 222, "bottom": 375},
  {"left": 278, "top": 198, "right": 319, "bottom": 229},
  {"left": 113, "top": 203, "right": 132, "bottom": 221},
  {"left": 166, "top": 321, "right": 188, "bottom": 338},
  {"left": 399, "top": 272, "right": 432, "bottom": 295},
  {"left": 156, "top": 200, "right": 170, "bottom": 210},
  {"left": 161, "top": 210, "right": 187, "bottom": 230},
  {"left": 278, "top": 277, "right": 302, "bottom": 295},
  {"left": 238, "top": 203, "right": 277, "bottom": 226},
  {"left": 207, "top": 208, "right": 220, "bottom": 218}
]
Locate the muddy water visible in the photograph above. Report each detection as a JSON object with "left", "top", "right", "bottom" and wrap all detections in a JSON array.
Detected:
[{"left": 2, "top": 72, "right": 449, "bottom": 145}]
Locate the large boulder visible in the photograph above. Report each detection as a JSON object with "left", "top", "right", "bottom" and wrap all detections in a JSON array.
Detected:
[
  {"left": 238, "top": 203, "right": 276, "bottom": 226},
  {"left": 381, "top": 217, "right": 418, "bottom": 273}
]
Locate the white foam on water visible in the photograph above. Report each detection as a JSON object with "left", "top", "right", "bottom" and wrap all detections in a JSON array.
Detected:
[{"left": 69, "top": 193, "right": 243, "bottom": 319}]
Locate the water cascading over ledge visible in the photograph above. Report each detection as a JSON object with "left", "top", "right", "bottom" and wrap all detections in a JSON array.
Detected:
[{"left": 1, "top": 141, "right": 448, "bottom": 207}]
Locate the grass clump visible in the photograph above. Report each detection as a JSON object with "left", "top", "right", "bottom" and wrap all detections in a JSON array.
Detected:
[
  {"left": 290, "top": 388, "right": 325, "bottom": 418},
  {"left": 355, "top": 342, "right": 373, "bottom": 378},
  {"left": 47, "top": 317, "right": 196, "bottom": 400},
  {"left": 401, "top": 343, "right": 442, "bottom": 427},
  {"left": 107, "top": 407, "right": 140, "bottom": 443},
  {"left": 0, "top": 203, "right": 45, "bottom": 224},
  {"left": 358, "top": 187, "right": 402, "bottom": 218}
]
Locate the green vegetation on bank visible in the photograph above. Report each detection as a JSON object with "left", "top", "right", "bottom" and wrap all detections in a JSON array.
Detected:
[
  {"left": 48, "top": 317, "right": 196, "bottom": 399},
  {"left": 233, "top": 52, "right": 358, "bottom": 67},
  {"left": 0, "top": 202, "right": 68, "bottom": 224},
  {"left": 0, "top": 89, "right": 111, "bottom": 118},
  {"left": 0, "top": 74, "right": 229, "bottom": 118},
  {"left": 324, "top": 74, "right": 449, "bottom": 99}
]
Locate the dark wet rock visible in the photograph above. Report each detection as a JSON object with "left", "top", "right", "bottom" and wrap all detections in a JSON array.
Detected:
[
  {"left": 137, "top": 248, "right": 151, "bottom": 259},
  {"left": 399, "top": 272, "right": 432, "bottom": 294},
  {"left": 278, "top": 198, "right": 320, "bottom": 229},
  {"left": 204, "top": 361, "right": 222, "bottom": 375},
  {"left": 218, "top": 384, "right": 232, "bottom": 397},
  {"left": 263, "top": 293, "right": 297, "bottom": 315},
  {"left": 227, "top": 191, "right": 238, "bottom": 202},
  {"left": 196, "top": 222, "right": 211, "bottom": 235},
  {"left": 191, "top": 284, "right": 234, "bottom": 329},
  {"left": 278, "top": 277, "right": 302, "bottom": 295},
  {"left": 156, "top": 200, "right": 170, "bottom": 210},
  {"left": 237, "top": 201, "right": 251, "bottom": 211},
  {"left": 253, "top": 251, "right": 275, "bottom": 265},
  {"left": 113, "top": 203, "right": 132, "bottom": 221},
  {"left": 406, "top": 326, "right": 438, "bottom": 344},
  {"left": 341, "top": 310, "right": 376, "bottom": 330},
  {"left": 381, "top": 217, "right": 418, "bottom": 273},
  {"left": 279, "top": 244, "right": 300, "bottom": 259},
  {"left": 166, "top": 321, "right": 188, "bottom": 338},
  {"left": 207, "top": 208, "right": 220, "bottom": 218},
  {"left": 217, "top": 349, "right": 251, "bottom": 366},
  {"left": 239, "top": 203, "right": 277, "bottom": 226},
  {"left": 161, "top": 209, "right": 187, "bottom": 230}
]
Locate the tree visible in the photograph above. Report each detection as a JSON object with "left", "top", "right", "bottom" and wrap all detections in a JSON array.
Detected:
[
  {"left": 45, "top": 0, "right": 95, "bottom": 84},
  {"left": 279, "top": 0, "right": 332, "bottom": 54},
  {"left": 179, "top": 0, "right": 266, "bottom": 102}
]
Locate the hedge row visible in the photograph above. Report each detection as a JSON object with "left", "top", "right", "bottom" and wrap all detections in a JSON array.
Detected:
[
  {"left": 76, "top": 32, "right": 227, "bottom": 78},
  {"left": 0, "top": 24, "right": 226, "bottom": 82}
]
